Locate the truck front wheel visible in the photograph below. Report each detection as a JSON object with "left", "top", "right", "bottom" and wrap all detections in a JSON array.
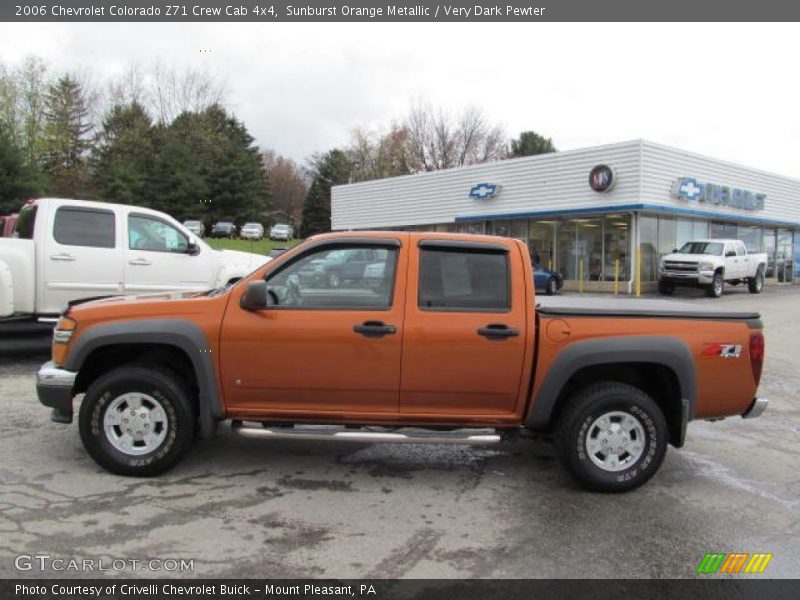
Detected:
[
  {"left": 554, "top": 382, "right": 668, "bottom": 492},
  {"left": 707, "top": 271, "right": 724, "bottom": 298},
  {"left": 78, "top": 366, "right": 195, "bottom": 476},
  {"left": 658, "top": 279, "right": 675, "bottom": 295}
]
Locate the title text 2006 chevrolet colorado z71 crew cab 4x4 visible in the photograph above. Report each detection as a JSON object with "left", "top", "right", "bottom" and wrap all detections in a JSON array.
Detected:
[{"left": 36, "top": 232, "right": 767, "bottom": 492}]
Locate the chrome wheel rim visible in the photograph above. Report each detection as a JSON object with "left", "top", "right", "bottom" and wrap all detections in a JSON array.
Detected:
[
  {"left": 549, "top": 279, "right": 556, "bottom": 294},
  {"left": 714, "top": 276, "right": 722, "bottom": 294},
  {"left": 585, "top": 411, "right": 646, "bottom": 472},
  {"left": 103, "top": 393, "right": 168, "bottom": 456}
]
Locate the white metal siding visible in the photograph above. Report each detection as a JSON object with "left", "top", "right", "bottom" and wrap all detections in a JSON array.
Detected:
[
  {"left": 332, "top": 141, "right": 644, "bottom": 230},
  {"left": 640, "top": 140, "right": 800, "bottom": 225},
  {"left": 332, "top": 139, "right": 800, "bottom": 230}
]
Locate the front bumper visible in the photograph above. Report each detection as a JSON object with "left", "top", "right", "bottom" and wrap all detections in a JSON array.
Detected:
[
  {"left": 742, "top": 397, "right": 768, "bottom": 419},
  {"left": 36, "top": 361, "right": 77, "bottom": 424},
  {"left": 660, "top": 270, "right": 715, "bottom": 286}
]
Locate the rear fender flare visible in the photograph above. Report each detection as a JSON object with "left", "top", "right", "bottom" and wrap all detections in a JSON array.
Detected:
[{"left": 526, "top": 336, "right": 696, "bottom": 436}]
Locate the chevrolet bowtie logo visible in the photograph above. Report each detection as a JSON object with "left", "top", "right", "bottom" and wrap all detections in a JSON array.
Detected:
[
  {"left": 676, "top": 178, "right": 704, "bottom": 201},
  {"left": 469, "top": 183, "right": 499, "bottom": 200}
]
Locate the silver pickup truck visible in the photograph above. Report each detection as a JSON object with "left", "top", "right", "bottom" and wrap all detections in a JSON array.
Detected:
[{"left": 659, "top": 239, "right": 767, "bottom": 298}]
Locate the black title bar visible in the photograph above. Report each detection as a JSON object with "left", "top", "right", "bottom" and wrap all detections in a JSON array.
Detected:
[{"left": 3, "top": 0, "right": 800, "bottom": 22}]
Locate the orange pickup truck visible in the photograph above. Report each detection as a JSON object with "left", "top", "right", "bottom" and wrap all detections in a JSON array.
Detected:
[{"left": 36, "top": 232, "right": 767, "bottom": 492}]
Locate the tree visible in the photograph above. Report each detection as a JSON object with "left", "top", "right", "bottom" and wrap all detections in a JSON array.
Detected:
[
  {"left": 90, "top": 101, "right": 156, "bottom": 206},
  {"left": 300, "top": 149, "right": 350, "bottom": 237},
  {"left": 0, "top": 124, "right": 43, "bottom": 214},
  {"left": 0, "top": 56, "right": 50, "bottom": 169},
  {"left": 262, "top": 149, "right": 307, "bottom": 225},
  {"left": 149, "top": 104, "right": 269, "bottom": 223},
  {"left": 42, "top": 75, "right": 94, "bottom": 196},
  {"left": 509, "top": 131, "right": 557, "bottom": 157},
  {"left": 405, "top": 100, "right": 506, "bottom": 171},
  {"left": 346, "top": 124, "right": 414, "bottom": 182}
]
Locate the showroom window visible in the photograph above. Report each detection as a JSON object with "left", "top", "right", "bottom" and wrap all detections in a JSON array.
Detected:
[
  {"left": 639, "top": 215, "right": 659, "bottom": 281},
  {"left": 738, "top": 225, "right": 762, "bottom": 253},
  {"left": 529, "top": 221, "right": 556, "bottom": 269},
  {"left": 604, "top": 214, "right": 630, "bottom": 282},
  {"left": 486, "top": 220, "right": 510, "bottom": 237}
]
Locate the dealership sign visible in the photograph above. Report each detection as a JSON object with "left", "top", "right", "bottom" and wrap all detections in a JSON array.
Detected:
[
  {"left": 672, "top": 177, "right": 766, "bottom": 211},
  {"left": 469, "top": 183, "right": 499, "bottom": 200}
]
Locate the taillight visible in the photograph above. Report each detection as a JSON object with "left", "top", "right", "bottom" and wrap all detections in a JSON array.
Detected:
[{"left": 749, "top": 332, "right": 765, "bottom": 386}]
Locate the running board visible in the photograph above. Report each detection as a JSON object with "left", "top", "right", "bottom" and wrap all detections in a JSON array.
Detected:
[{"left": 232, "top": 423, "right": 502, "bottom": 445}]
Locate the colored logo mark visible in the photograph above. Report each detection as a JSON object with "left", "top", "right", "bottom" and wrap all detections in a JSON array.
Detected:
[
  {"left": 696, "top": 552, "right": 773, "bottom": 574},
  {"left": 469, "top": 183, "right": 499, "bottom": 200}
]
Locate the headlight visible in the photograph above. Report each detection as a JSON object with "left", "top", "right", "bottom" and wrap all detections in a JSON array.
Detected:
[{"left": 698, "top": 261, "right": 714, "bottom": 271}]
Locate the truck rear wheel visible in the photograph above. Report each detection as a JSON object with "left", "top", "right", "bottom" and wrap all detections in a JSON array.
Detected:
[
  {"left": 658, "top": 280, "right": 675, "bottom": 295},
  {"left": 78, "top": 365, "right": 195, "bottom": 476},
  {"left": 554, "top": 382, "right": 668, "bottom": 492},
  {"left": 748, "top": 266, "right": 764, "bottom": 294}
]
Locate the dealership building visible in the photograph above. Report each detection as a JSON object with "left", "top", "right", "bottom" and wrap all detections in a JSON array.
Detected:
[{"left": 332, "top": 139, "right": 800, "bottom": 292}]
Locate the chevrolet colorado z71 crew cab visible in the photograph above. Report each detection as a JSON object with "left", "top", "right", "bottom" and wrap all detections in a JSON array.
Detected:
[{"left": 36, "top": 232, "right": 767, "bottom": 492}]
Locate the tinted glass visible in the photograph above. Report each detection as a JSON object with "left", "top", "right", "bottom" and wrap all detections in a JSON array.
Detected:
[
  {"left": 265, "top": 245, "right": 397, "bottom": 309},
  {"left": 15, "top": 204, "right": 37, "bottom": 239},
  {"left": 129, "top": 215, "right": 188, "bottom": 253},
  {"left": 678, "top": 241, "right": 724, "bottom": 256},
  {"left": 419, "top": 248, "right": 509, "bottom": 311},
  {"left": 53, "top": 207, "right": 115, "bottom": 248}
]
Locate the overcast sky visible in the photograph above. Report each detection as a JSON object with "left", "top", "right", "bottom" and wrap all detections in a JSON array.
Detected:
[{"left": 1, "top": 22, "right": 799, "bottom": 178}]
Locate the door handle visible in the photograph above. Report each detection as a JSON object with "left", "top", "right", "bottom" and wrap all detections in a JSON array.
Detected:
[
  {"left": 50, "top": 253, "right": 75, "bottom": 262},
  {"left": 128, "top": 258, "right": 152, "bottom": 266},
  {"left": 354, "top": 321, "right": 397, "bottom": 338},
  {"left": 477, "top": 324, "right": 520, "bottom": 340}
]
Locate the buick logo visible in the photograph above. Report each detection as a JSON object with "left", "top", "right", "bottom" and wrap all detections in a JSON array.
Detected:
[{"left": 589, "top": 165, "right": 616, "bottom": 193}]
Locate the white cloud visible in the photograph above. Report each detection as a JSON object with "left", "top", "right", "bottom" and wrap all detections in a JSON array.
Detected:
[{"left": 1, "top": 22, "right": 798, "bottom": 177}]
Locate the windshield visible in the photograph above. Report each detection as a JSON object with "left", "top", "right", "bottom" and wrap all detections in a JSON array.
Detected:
[
  {"left": 272, "top": 224, "right": 289, "bottom": 230},
  {"left": 678, "top": 241, "right": 724, "bottom": 256},
  {"left": 15, "top": 204, "right": 37, "bottom": 239},
  {"left": 243, "top": 223, "right": 261, "bottom": 228},
  {"left": 184, "top": 221, "right": 201, "bottom": 226}
]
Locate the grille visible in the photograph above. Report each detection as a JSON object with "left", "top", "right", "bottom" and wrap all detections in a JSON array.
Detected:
[{"left": 663, "top": 261, "right": 698, "bottom": 273}]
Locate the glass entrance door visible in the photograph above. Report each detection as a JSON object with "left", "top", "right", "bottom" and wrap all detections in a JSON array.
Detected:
[{"left": 777, "top": 229, "right": 794, "bottom": 283}]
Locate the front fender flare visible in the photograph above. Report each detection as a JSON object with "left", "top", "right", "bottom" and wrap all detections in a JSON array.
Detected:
[{"left": 65, "top": 318, "right": 223, "bottom": 438}]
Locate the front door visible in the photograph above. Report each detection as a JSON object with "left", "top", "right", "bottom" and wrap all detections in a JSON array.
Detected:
[
  {"left": 41, "top": 204, "right": 123, "bottom": 315},
  {"left": 220, "top": 238, "right": 407, "bottom": 415},
  {"left": 123, "top": 212, "right": 213, "bottom": 293},
  {"left": 400, "top": 239, "right": 530, "bottom": 417}
]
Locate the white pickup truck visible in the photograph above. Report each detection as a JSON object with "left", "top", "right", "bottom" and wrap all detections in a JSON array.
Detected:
[
  {"left": 659, "top": 239, "right": 767, "bottom": 298},
  {"left": 0, "top": 198, "right": 271, "bottom": 324}
]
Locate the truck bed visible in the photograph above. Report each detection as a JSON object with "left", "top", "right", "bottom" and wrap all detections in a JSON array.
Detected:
[{"left": 537, "top": 296, "right": 760, "bottom": 322}]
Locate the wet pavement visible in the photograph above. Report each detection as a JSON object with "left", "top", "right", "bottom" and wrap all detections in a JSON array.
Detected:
[{"left": 1, "top": 286, "right": 798, "bottom": 579}]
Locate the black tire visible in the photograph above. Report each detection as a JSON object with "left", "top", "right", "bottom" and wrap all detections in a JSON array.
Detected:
[
  {"left": 706, "top": 271, "right": 724, "bottom": 298},
  {"left": 658, "top": 280, "right": 675, "bottom": 295},
  {"left": 545, "top": 277, "right": 558, "bottom": 296},
  {"left": 748, "top": 266, "right": 764, "bottom": 294},
  {"left": 554, "top": 382, "right": 668, "bottom": 493},
  {"left": 78, "top": 365, "right": 196, "bottom": 476}
]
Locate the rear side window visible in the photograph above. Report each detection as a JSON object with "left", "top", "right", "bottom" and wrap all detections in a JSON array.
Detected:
[
  {"left": 419, "top": 248, "right": 510, "bottom": 311},
  {"left": 53, "top": 207, "right": 116, "bottom": 248}
]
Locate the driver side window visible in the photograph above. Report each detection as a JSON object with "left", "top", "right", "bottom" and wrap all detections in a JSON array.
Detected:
[
  {"left": 265, "top": 244, "right": 397, "bottom": 310},
  {"left": 129, "top": 214, "right": 189, "bottom": 253}
]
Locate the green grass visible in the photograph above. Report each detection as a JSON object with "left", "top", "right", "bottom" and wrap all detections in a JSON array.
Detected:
[{"left": 204, "top": 237, "right": 304, "bottom": 255}]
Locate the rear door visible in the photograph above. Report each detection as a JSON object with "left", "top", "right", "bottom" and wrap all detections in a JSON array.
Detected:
[
  {"left": 41, "top": 204, "right": 122, "bottom": 314},
  {"left": 400, "top": 237, "right": 530, "bottom": 417}
]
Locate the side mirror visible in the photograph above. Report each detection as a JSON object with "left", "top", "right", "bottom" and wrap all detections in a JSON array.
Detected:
[
  {"left": 187, "top": 240, "right": 200, "bottom": 256},
  {"left": 240, "top": 280, "right": 267, "bottom": 311}
]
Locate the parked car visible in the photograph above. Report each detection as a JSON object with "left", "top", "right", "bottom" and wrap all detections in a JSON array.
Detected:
[
  {"left": 36, "top": 232, "right": 767, "bottom": 492},
  {"left": 211, "top": 221, "right": 237, "bottom": 239},
  {"left": 298, "top": 247, "right": 386, "bottom": 288},
  {"left": 1, "top": 214, "right": 17, "bottom": 237},
  {"left": 268, "top": 247, "right": 289, "bottom": 259},
  {"left": 659, "top": 239, "right": 767, "bottom": 297},
  {"left": 0, "top": 198, "right": 271, "bottom": 325},
  {"left": 533, "top": 265, "right": 563, "bottom": 295},
  {"left": 182, "top": 220, "right": 205, "bottom": 238},
  {"left": 240, "top": 222, "right": 264, "bottom": 240},
  {"left": 269, "top": 223, "right": 293, "bottom": 241}
]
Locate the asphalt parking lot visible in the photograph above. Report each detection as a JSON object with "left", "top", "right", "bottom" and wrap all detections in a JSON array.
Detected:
[{"left": 1, "top": 285, "right": 798, "bottom": 579}]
